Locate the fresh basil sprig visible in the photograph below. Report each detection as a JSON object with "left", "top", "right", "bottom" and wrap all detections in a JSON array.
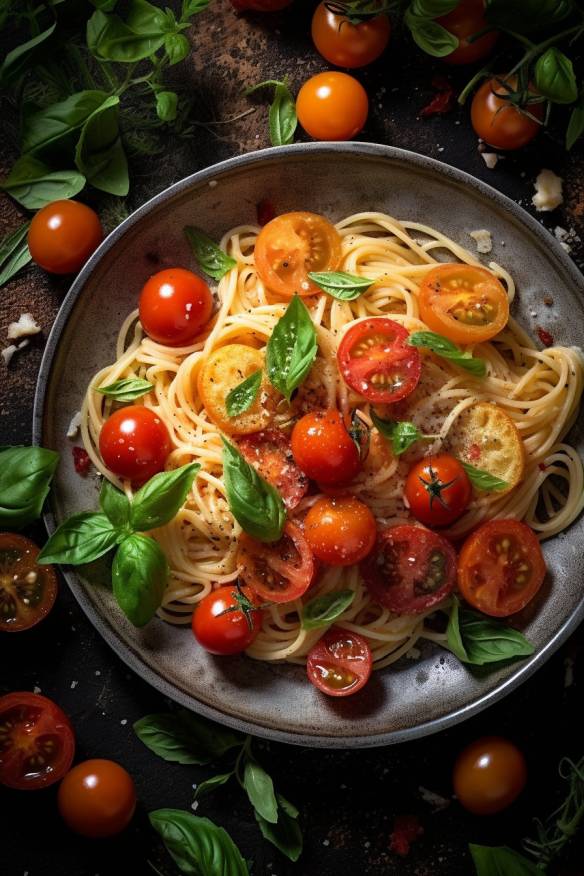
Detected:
[
  {"left": 461, "top": 462, "right": 509, "bottom": 492},
  {"left": 113, "top": 533, "right": 168, "bottom": 626},
  {"left": 301, "top": 590, "right": 355, "bottom": 630},
  {"left": 266, "top": 295, "right": 318, "bottom": 402},
  {"left": 150, "top": 810, "right": 250, "bottom": 876},
  {"left": 371, "top": 411, "right": 436, "bottom": 456},
  {"left": 307, "top": 271, "right": 374, "bottom": 301},
  {"left": 226, "top": 370, "right": 262, "bottom": 418},
  {"left": 134, "top": 711, "right": 243, "bottom": 765},
  {"left": 408, "top": 331, "right": 487, "bottom": 377},
  {"left": 469, "top": 843, "right": 541, "bottom": 876},
  {"left": 0, "top": 156, "right": 86, "bottom": 210},
  {"left": 184, "top": 226, "right": 236, "bottom": 281},
  {"left": 243, "top": 760, "right": 278, "bottom": 824},
  {"left": 446, "top": 598, "right": 534, "bottom": 667},
  {"left": 404, "top": 1, "right": 459, "bottom": 58},
  {"left": 0, "top": 446, "right": 59, "bottom": 530},
  {"left": 245, "top": 79, "right": 297, "bottom": 147},
  {"left": 0, "top": 223, "right": 32, "bottom": 287},
  {"left": 534, "top": 47, "right": 578, "bottom": 105},
  {"left": 130, "top": 462, "right": 200, "bottom": 531},
  {"left": 97, "top": 377, "right": 154, "bottom": 402},
  {"left": 222, "top": 439, "right": 286, "bottom": 543}
]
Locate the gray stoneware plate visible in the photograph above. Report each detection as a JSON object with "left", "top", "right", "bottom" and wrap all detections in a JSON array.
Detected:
[{"left": 33, "top": 143, "right": 584, "bottom": 748}]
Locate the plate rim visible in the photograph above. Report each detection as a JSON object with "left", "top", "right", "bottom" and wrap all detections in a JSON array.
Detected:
[{"left": 32, "top": 141, "right": 584, "bottom": 748}]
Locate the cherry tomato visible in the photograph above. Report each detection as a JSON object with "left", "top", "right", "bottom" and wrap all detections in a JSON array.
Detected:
[
  {"left": 291, "top": 409, "right": 361, "bottom": 486},
  {"left": 311, "top": 2, "right": 390, "bottom": 69},
  {"left": 193, "top": 585, "right": 262, "bottom": 655},
  {"left": 296, "top": 72, "right": 369, "bottom": 141},
  {"left": 405, "top": 454, "right": 472, "bottom": 528},
  {"left": 453, "top": 736, "right": 527, "bottom": 814},
  {"left": 28, "top": 200, "right": 103, "bottom": 274},
  {"left": 237, "top": 522, "right": 314, "bottom": 604},
  {"left": 437, "top": 0, "right": 499, "bottom": 66},
  {"left": 99, "top": 405, "right": 171, "bottom": 483},
  {"left": 360, "top": 524, "right": 457, "bottom": 614},
  {"left": 307, "top": 627, "right": 372, "bottom": 696},
  {"left": 0, "top": 533, "right": 57, "bottom": 632},
  {"left": 419, "top": 264, "right": 509, "bottom": 344},
  {"left": 337, "top": 318, "right": 421, "bottom": 404},
  {"left": 471, "top": 75, "right": 544, "bottom": 150},
  {"left": 230, "top": 0, "right": 291, "bottom": 9},
  {"left": 254, "top": 211, "right": 342, "bottom": 298},
  {"left": 139, "top": 268, "right": 213, "bottom": 346},
  {"left": 0, "top": 692, "right": 74, "bottom": 790},
  {"left": 305, "top": 496, "right": 376, "bottom": 566},
  {"left": 457, "top": 519, "right": 546, "bottom": 617},
  {"left": 58, "top": 759, "right": 136, "bottom": 837},
  {"left": 238, "top": 430, "right": 309, "bottom": 511}
]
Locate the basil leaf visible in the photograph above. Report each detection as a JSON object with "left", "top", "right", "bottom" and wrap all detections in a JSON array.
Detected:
[
  {"left": 269, "top": 82, "right": 297, "bottom": 147},
  {"left": 255, "top": 793, "right": 303, "bottom": 862},
  {"left": 184, "top": 226, "right": 236, "bottom": 281},
  {"left": 226, "top": 370, "right": 262, "bottom": 418},
  {"left": 447, "top": 599, "right": 534, "bottom": 666},
  {"left": 134, "top": 710, "right": 242, "bottom": 764},
  {"left": 405, "top": 9, "right": 459, "bottom": 57},
  {"left": 156, "top": 90, "right": 178, "bottom": 122},
  {"left": 301, "top": 589, "right": 355, "bottom": 630},
  {"left": 130, "top": 462, "right": 200, "bottom": 532},
  {"left": 75, "top": 95, "right": 129, "bottom": 196},
  {"left": 112, "top": 533, "right": 168, "bottom": 626},
  {"left": 266, "top": 295, "right": 318, "bottom": 402},
  {"left": 87, "top": 8, "right": 167, "bottom": 63},
  {"left": 0, "top": 446, "right": 59, "bottom": 530},
  {"left": 410, "top": 0, "right": 459, "bottom": 15},
  {"left": 22, "top": 90, "right": 109, "bottom": 155},
  {"left": 165, "top": 32, "right": 190, "bottom": 65},
  {"left": 96, "top": 377, "right": 154, "bottom": 402},
  {"left": 307, "top": 271, "right": 373, "bottom": 301},
  {"left": 222, "top": 439, "right": 286, "bottom": 543},
  {"left": 408, "top": 331, "right": 487, "bottom": 376},
  {"left": 461, "top": 462, "right": 508, "bottom": 492},
  {"left": 194, "top": 772, "right": 234, "bottom": 800},
  {"left": 0, "top": 21, "right": 56, "bottom": 87},
  {"left": 0, "top": 223, "right": 32, "bottom": 288},
  {"left": 99, "top": 479, "right": 131, "bottom": 530},
  {"left": 484, "top": 0, "right": 573, "bottom": 34},
  {"left": 1, "top": 156, "right": 86, "bottom": 210},
  {"left": 534, "top": 48, "right": 578, "bottom": 105},
  {"left": 370, "top": 411, "right": 426, "bottom": 456},
  {"left": 566, "top": 99, "right": 584, "bottom": 150},
  {"left": 243, "top": 760, "right": 278, "bottom": 824},
  {"left": 469, "top": 843, "right": 541, "bottom": 875},
  {"left": 92, "top": 0, "right": 118, "bottom": 10},
  {"left": 150, "top": 810, "right": 249, "bottom": 876},
  {"left": 38, "top": 512, "right": 120, "bottom": 565},
  {"left": 182, "top": 0, "right": 211, "bottom": 16}
]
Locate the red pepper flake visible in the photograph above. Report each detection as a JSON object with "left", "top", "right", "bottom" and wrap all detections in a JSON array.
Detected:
[
  {"left": 257, "top": 198, "right": 276, "bottom": 227},
  {"left": 420, "top": 76, "right": 455, "bottom": 118},
  {"left": 72, "top": 446, "right": 91, "bottom": 476},
  {"left": 389, "top": 814, "right": 423, "bottom": 857},
  {"left": 468, "top": 443, "right": 481, "bottom": 462},
  {"left": 539, "top": 462, "right": 547, "bottom": 471},
  {"left": 537, "top": 326, "right": 554, "bottom": 347}
]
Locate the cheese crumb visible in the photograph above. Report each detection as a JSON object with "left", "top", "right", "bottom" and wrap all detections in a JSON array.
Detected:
[
  {"left": 469, "top": 229, "right": 493, "bottom": 254},
  {"left": 532, "top": 169, "right": 563, "bottom": 212},
  {"left": 419, "top": 786, "right": 451, "bottom": 812},
  {"left": 67, "top": 411, "right": 82, "bottom": 439},
  {"left": 481, "top": 152, "right": 499, "bottom": 169},
  {"left": 2, "top": 344, "right": 17, "bottom": 366},
  {"left": 7, "top": 312, "right": 41, "bottom": 340}
]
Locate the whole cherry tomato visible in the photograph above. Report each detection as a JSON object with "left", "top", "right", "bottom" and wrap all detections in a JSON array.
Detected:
[
  {"left": 58, "top": 759, "right": 136, "bottom": 837},
  {"left": 311, "top": 2, "right": 390, "bottom": 69},
  {"left": 28, "top": 200, "right": 103, "bottom": 274},
  {"left": 471, "top": 75, "right": 544, "bottom": 150},
  {"left": 139, "top": 268, "right": 213, "bottom": 346},
  {"left": 453, "top": 736, "right": 527, "bottom": 814},
  {"left": 296, "top": 72, "right": 369, "bottom": 141},
  {"left": 304, "top": 496, "right": 376, "bottom": 566},
  {"left": 437, "top": 0, "right": 499, "bottom": 66},
  {"left": 291, "top": 409, "right": 362, "bottom": 486},
  {"left": 192, "top": 585, "right": 263, "bottom": 654},
  {"left": 404, "top": 454, "right": 472, "bottom": 527},
  {"left": 99, "top": 405, "right": 171, "bottom": 483}
]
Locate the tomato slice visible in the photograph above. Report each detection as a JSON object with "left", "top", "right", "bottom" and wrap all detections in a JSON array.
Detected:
[
  {"left": 0, "top": 692, "right": 75, "bottom": 790},
  {"left": 419, "top": 264, "right": 509, "bottom": 344},
  {"left": 360, "top": 524, "right": 457, "bottom": 614},
  {"left": 254, "top": 211, "right": 342, "bottom": 298},
  {"left": 457, "top": 519, "right": 546, "bottom": 617},
  {"left": 337, "top": 318, "right": 421, "bottom": 404},
  {"left": 237, "top": 430, "right": 309, "bottom": 511},
  {"left": 236, "top": 522, "right": 314, "bottom": 604},
  {"left": 307, "top": 627, "right": 372, "bottom": 696},
  {"left": 0, "top": 534, "right": 58, "bottom": 632}
]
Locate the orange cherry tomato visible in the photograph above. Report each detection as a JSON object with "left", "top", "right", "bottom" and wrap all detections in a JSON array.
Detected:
[
  {"left": 237, "top": 522, "right": 314, "bottom": 604},
  {"left": 28, "top": 200, "right": 103, "bottom": 274},
  {"left": 192, "top": 585, "right": 263, "bottom": 655},
  {"left": 304, "top": 496, "right": 376, "bottom": 566},
  {"left": 296, "top": 72, "right": 369, "bottom": 141},
  {"left": 457, "top": 519, "right": 546, "bottom": 617},
  {"left": 419, "top": 264, "right": 509, "bottom": 344},
  {"left": 437, "top": 0, "right": 499, "bottom": 66},
  {"left": 471, "top": 76, "right": 544, "bottom": 150},
  {"left": 99, "top": 405, "right": 171, "bottom": 483},
  {"left": 307, "top": 627, "right": 372, "bottom": 696},
  {"left": 58, "top": 759, "right": 136, "bottom": 837},
  {"left": 405, "top": 454, "right": 472, "bottom": 528},
  {"left": 453, "top": 736, "right": 527, "bottom": 814},
  {"left": 0, "top": 533, "right": 57, "bottom": 632},
  {"left": 311, "top": 2, "right": 390, "bottom": 69},
  {"left": 139, "top": 268, "right": 213, "bottom": 346},
  {"left": 254, "top": 211, "right": 341, "bottom": 298},
  {"left": 291, "top": 409, "right": 361, "bottom": 487}
]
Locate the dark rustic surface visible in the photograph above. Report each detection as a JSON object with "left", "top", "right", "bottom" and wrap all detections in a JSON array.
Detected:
[{"left": 1, "top": 2, "right": 583, "bottom": 874}]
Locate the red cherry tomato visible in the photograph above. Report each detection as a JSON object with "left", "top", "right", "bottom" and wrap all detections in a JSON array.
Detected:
[
  {"left": 192, "top": 585, "right": 263, "bottom": 655},
  {"left": 307, "top": 627, "right": 372, "bottom": 696},
  {"left": 296, "top": 72, "right": 369, "bottom": 141},
  {"left": 139, "top": 268, "right": 213, "bottom": 346},
  {"left": 405, "top": 454, "right": 472, "bottom": 527},
  {"left": 58, "top": 759, "right": 136, "bottom": 837},
  {"left": 360, "top": 524, "right": 457, "bottom": 614},
  {"left": 437, "top": 0, "right": 499, "bottom": 66},
  {"left": 237, "top": 430, "right": 309, "bottom": 511},
  {"left": 237, "top": 522, "right": 314, "bottom": 604},
  {"left": 99, "top": 405, "right": 171, "bottom": 483},
  {"left": 0, "top": 533, "right": 57, "bottom": 632},
  {"left": 304, "top": 496, "right": 376, "bottom": 566},
  {"left": 291, "top": 409, "right": 361, "bottom": 486},
  {"left": 471, "top": 75, "right": 544, "bottom": 150},
  {"left": 28, "top": 200, "right": 103, "bottom": 274},
  {"left": 311, "top": 2, "right": 390, "bottom": 69},
  {"left": 0, "top": 692, "right": 75, "bottom": 790},
  {"left": 453, "top": 736, "right": 527, "bottom": 814}
]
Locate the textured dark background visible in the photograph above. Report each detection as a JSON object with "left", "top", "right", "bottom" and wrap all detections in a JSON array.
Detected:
[{"left": 1, "top": 2, "right": 583, "bottom": 874}]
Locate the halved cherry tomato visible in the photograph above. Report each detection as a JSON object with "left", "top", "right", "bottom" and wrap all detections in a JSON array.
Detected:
[
  {"left": 238, "top": 430, "right": 309, "bottom": 511},
  {"left": 254, "top": 211, "right": 342, "bottom": 298},
  {"left": 446, "top": 402, "right": 524, "bottom": 492},
  {"left": 139, "top": 268, "right": 213, "bottom": 346},
  {"left": 419, "top": 264, "right": 509, "bottom": 344},
  {"left": 471, "top": 75, "right": 544, "bottom": 150},
  {"left": 311, "top": 2, "right": 391, "bottom": 69},
  {"left": 28, "top": 200, "right": 103, "bottom": 275},
  {"left": 0, "top": 534, "right": 57, "bottom": 632},
  {"left": 58, "top": 759, "right": 136, "bottom": 837},
  {"left": 360, "top": 524, "right": 457, "bottom": 614},
  {"left": 453, "top": 736, "right": 527, "bottom": 814},
  {"left": 437, "top": 0, "right": 499, "bottom": 66},
  {"left": 405, "top": 454, "right": 472, "bottom": 527},
  {"left": 291, "top": 409, "right": 361, "bottom": 486},
  {"left": 305, "top": 496, "right": 376, "bottom": 566},
  {"left": 0, "top": 692, "right": 75, "bottom": 790},
  {"left": 307, "top": 627, "right": 372, "bottom": 696},
  {"left": 237, "top": 522, "right": 314, "bottom": 604},
  {"left": 193, "top": 585, "right": 262, "bottom": 655},
  {"left": 337, "top": 318, "right": 421, "bottom": 404},
  {"left": 457, "top": 519, "right": 546, "bottom": 617},
  {"left": 296, "top": 72, "right": 369, "bottom": 141},
  {"left": 99, "top": 405, "right": 171, "bottom": 483}
]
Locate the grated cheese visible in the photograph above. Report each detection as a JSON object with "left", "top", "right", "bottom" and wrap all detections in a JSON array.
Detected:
[
  {"left": 469, "top": 229, "right": 493, "bottom": 254},
  {"left": 7, "top": 312, "right": 41, "bottom": 340},
  {"left": 67, "top": 411, "right": 82, "bottom": 439},
  {"left": 532, "top": 169, "right": 563, "bottom": 212}
]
